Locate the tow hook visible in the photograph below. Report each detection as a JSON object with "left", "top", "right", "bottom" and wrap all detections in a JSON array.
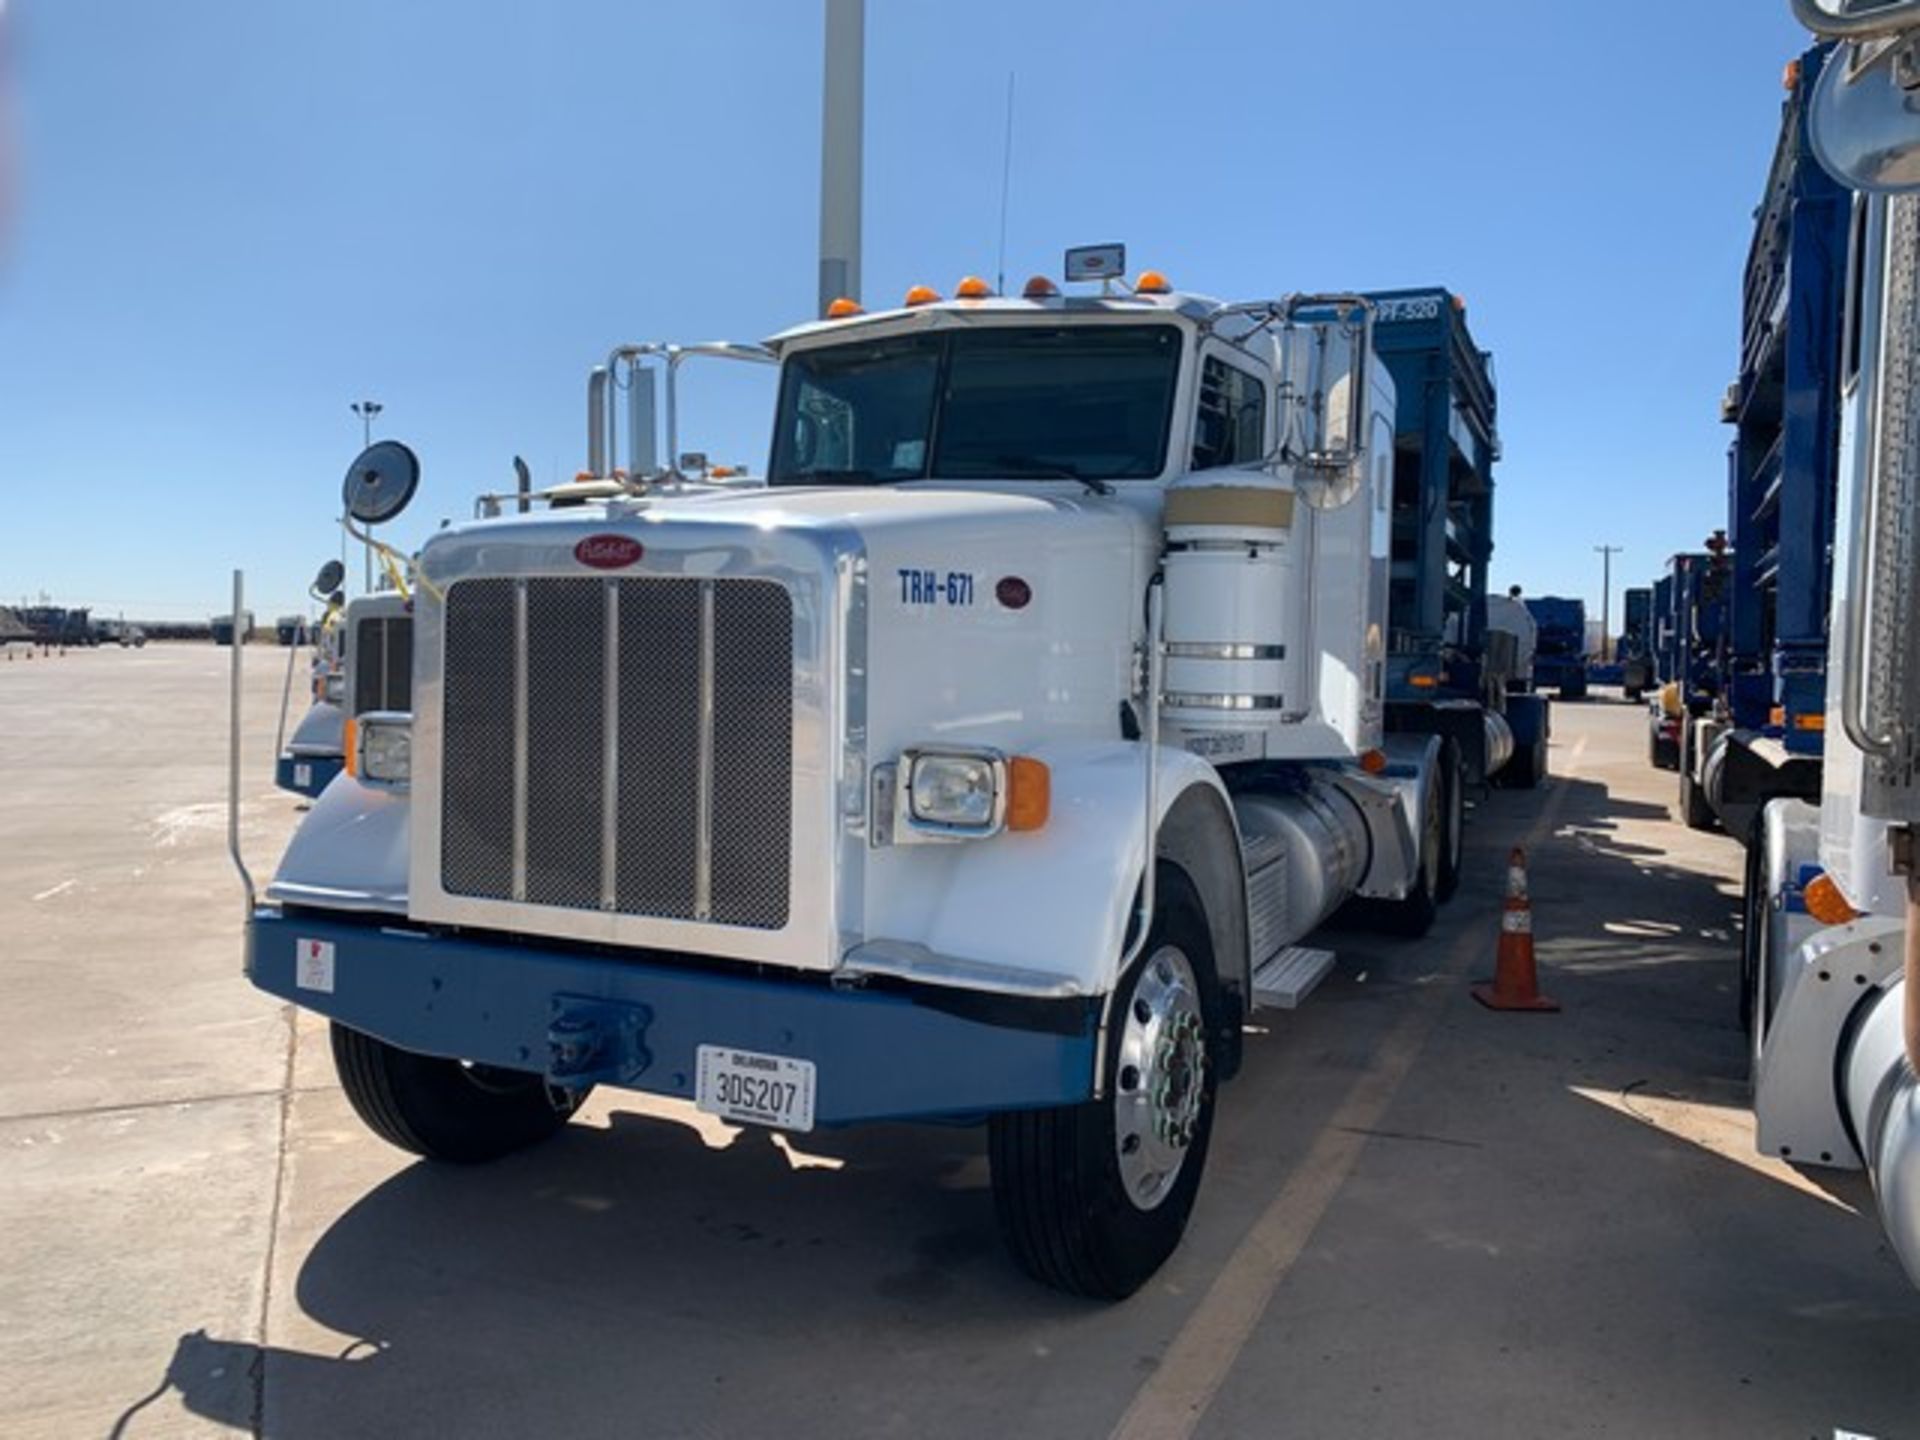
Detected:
[{"left": 547, "top": 997, "right": 654, "bottom": 1090}]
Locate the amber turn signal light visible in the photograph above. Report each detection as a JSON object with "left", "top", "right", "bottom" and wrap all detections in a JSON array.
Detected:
[{"left": 1007, "top": 756, "right": 1051, "bottom": 832}]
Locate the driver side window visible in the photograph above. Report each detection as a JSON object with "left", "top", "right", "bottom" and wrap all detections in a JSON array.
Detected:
[{"left": 1191, "top": 354, "right": 1266, "bottom": 471}]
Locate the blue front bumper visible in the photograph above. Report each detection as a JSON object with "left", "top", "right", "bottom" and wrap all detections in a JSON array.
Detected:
[
  {"left": 275, "top": 753, "right": 344, "bottom": 798},
  {"left": 247, "top": 909, "right": 1098, "bottom": 1125}
]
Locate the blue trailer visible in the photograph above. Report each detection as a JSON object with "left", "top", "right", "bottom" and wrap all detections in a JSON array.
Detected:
[
  {"left": 1524, "top": 596, "right": 1588, "bottom": 700},
  {"left": 1617, "top": 586, "right": 1654, "bottom": 698},
  {"left": 1682, "top": 44, "right": 1844, "bottom": 835},
  {"left": 1367, "top": 287, "right": 1549, "bottom": 809}
]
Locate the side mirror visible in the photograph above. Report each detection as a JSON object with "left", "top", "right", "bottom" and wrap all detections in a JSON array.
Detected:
[
  {"left": 1792, "top": 1, "right": 1920, "bottom": 190},
  {"left": 310, "top": 559, "right": 346, "bottom": 599},
  {"left": 342, "top": 440, "right": 421, "bottom": 525},
  {"left": 1276, "top": 295, "right": 1373, "bottom": 509}
]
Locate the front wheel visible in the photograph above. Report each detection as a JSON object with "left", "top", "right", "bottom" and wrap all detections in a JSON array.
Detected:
[
  {"left": 1435, "top": 739, "right": 1465, "bottom": 904},
  {"left": 989, "top": 875, "right": 1217, "bottom": 1300},
  {"left": 331, "top": 1023, "right": 581, "bottom": 1164},
  {"left": 1679, "top": 753, "right": 1716, "bottom": 830},
  {"left": 1381, "top": 763, "right": 1444, "bottom": 936}
]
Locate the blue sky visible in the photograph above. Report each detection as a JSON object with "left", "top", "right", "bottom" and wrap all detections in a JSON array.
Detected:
[{"left": 0, "top": 1, "right": 1811, "bottom": 622}]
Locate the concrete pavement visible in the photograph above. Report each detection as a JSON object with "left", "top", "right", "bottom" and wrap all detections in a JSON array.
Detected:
[{"left": 3, "top": 648, "right": 1916, "bottom": 1438}]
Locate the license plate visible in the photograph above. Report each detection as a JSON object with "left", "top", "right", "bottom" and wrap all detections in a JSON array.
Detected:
[{"left": 695, "top": 1046, "right": 816, "bottom": 1133}]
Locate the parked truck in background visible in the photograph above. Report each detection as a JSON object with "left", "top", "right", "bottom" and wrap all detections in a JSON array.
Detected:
[
  {"left": 1649, "top": 546, "right": 1732, "bottom": 777},
  {"left": 1618, "top": 585, "right": 1653, "bottom": 700},
  {"left": 232, "top": 260, "right": 1520, "bottom": 1297},
  {"left": 1677, "top": 41, "right": 1847, "bottom": 839},
  {"left": 1742, "top": 0, "right": 1920, "bottom": 1289},
  {"left": 1524, "top": 595, "right": 1588, "bottom": 700},
  {"left": 1367, "top": 289, "right": 1546, "bottom": 808}
]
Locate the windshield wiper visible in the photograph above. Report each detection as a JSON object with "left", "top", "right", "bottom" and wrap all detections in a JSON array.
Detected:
[{"left": 984, "top": 457, "right": 1114, "bottom": 496}]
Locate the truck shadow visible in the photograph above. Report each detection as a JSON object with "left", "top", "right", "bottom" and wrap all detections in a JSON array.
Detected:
[
  {"left": 142, "top": 1110, "right": 1087, "bottom": 1437},
  {"left": 136, "top": 769, "right": 1914, "bottom": 1438}
]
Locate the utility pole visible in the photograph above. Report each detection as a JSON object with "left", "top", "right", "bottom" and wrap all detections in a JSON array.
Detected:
[
  {"left": 817, "top": 0, "right": 864, "bottom": 317},
  {"left": 350, "top": 401, "right": 384, "bottom": 591},
  {"left": 1595, "top": 544, "right": 1623, "bottom": 663}
]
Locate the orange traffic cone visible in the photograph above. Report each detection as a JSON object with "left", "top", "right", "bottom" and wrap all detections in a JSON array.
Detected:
[{"left": 1472, "top": 846, "right": 1559, "bottom": 1012}]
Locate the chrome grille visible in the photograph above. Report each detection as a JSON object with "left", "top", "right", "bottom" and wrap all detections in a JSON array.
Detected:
[
  {"left": 441, "top": 581, "right": 514, "bottom": 900},
  {"left": 440, "top": 576, "right": 793, "bottom": 929},
  {"left": 353, "top": 615, "right": 413, "bottom": 715},
  {"left": 709, "top": 583, "right": 796, "bottom": 926},
  {"left": 524, "top": 582, "right": 605, "bottom": 910}
]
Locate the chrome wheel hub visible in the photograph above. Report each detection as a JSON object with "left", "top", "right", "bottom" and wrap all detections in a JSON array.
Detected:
[{"left": 1114, "top": 945, "right": 1207, "bottom": 1211}]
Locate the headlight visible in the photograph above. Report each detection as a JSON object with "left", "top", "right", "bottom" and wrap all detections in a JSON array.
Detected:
[
  {"left": 886, "top": 747, "right": 1051, "bottom": 843},
  {"left": 322, "top": 670, "right": 346, "bottom": 705},
  {"left": 908, "top": 752, "right": 1001, "bottom": 831},
  {"left": 350, "top": 711, "right": 412, "bottom": 787}
]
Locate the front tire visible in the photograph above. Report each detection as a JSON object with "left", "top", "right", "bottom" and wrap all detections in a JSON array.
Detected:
[
  {"left": 1435, "top": 739, "right": 1465, "bottom": 904},
  {"left": 331, "top": 1022, "right": 579, "bottom": 1164},
  {"left": 1380, "top": 765, "right": 1445, "bottom": 936},
  {"left": 989, "top": 873, "right": 1218, "bottom": 1300},
  {"left": 1678, "top": 730, "right": 1715, "bottom": 830}
]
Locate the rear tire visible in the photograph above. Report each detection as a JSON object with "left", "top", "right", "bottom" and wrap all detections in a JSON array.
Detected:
[
  {"left": 989, "top": 871, "right": 1218, "bottom": 1300},
  {"left": 330, "top": 1022, "right": 579, "bottom": 1164},
  {"left": 1502, "top": 734, "right": 1546, "bottom": 790}
]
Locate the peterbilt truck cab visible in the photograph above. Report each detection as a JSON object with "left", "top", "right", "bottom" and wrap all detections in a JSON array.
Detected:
[{"left": 241, "top": 259, "right": 1462, "bottom": 1297}]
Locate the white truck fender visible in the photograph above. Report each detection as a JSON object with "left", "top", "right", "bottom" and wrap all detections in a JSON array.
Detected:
[
  {"left": 846, "top": 741, "right": 1248, "bottom": 1009},
  {"left": 266, "top": 777, "right": 410, "bottom": 914}
]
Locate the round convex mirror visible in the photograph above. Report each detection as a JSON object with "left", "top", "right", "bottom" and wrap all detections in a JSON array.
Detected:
[
  {"left": 1810, "top": 40, "right": 1920, "bottom": 193},
  {"left": 342, "top": 440, "right": 421, "bottom": 525},
  {"left": 310, "top": 559, "right": 347, "bottom": 598}
]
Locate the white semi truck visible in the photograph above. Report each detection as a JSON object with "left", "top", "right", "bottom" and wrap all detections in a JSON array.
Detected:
[
  {"left": 234, "top": 259, "right": 1478, "bottom": 1297},
  {"left": 1744, "top": 0, "right": 1920, "bottom": 1288}
]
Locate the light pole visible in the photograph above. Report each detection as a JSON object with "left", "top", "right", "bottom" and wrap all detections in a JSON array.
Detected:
[
  {"left": 1595, "top": 544, "right": 1623, "bottom": 663},
  {"left": 350, "top": 401, "right": 384, "bottom": 591}
]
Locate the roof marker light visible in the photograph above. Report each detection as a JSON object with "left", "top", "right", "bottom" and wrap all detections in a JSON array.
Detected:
[
  {"left": 826, "top": 296, "right": 864, "bottom": 318},
  {"left": 1134, "top": 269, "right": 1171, "bottom": 294},
  {"left": 1022, "top": 275, "right": 1059, "bottom": 299},
  {"left": 955, "top": 275, "right": 993, "bottom": 299},
  {"left": 904, "top": 284, "right": 941, "bottom": 307}
]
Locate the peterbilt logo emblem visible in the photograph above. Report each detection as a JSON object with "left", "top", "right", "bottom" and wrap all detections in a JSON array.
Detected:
[{"left": 574, "top": 534, "right": 643, "bottom": 569}]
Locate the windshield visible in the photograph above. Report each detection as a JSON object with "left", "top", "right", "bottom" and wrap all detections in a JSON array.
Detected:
[{"left": 769, "top": 324, "right": 1183, "bottom": 485}]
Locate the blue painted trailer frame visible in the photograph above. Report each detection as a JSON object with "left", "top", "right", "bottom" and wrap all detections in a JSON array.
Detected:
[
  {"left": 247, "top": 908, "right": 1099, "bottom": 1125},
  {"left": 1723, "top": 42, "right": 1847, "bottom": 756},
  {"left": 1364, "top": 288, "right": 1536, "bottom": 785}
]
